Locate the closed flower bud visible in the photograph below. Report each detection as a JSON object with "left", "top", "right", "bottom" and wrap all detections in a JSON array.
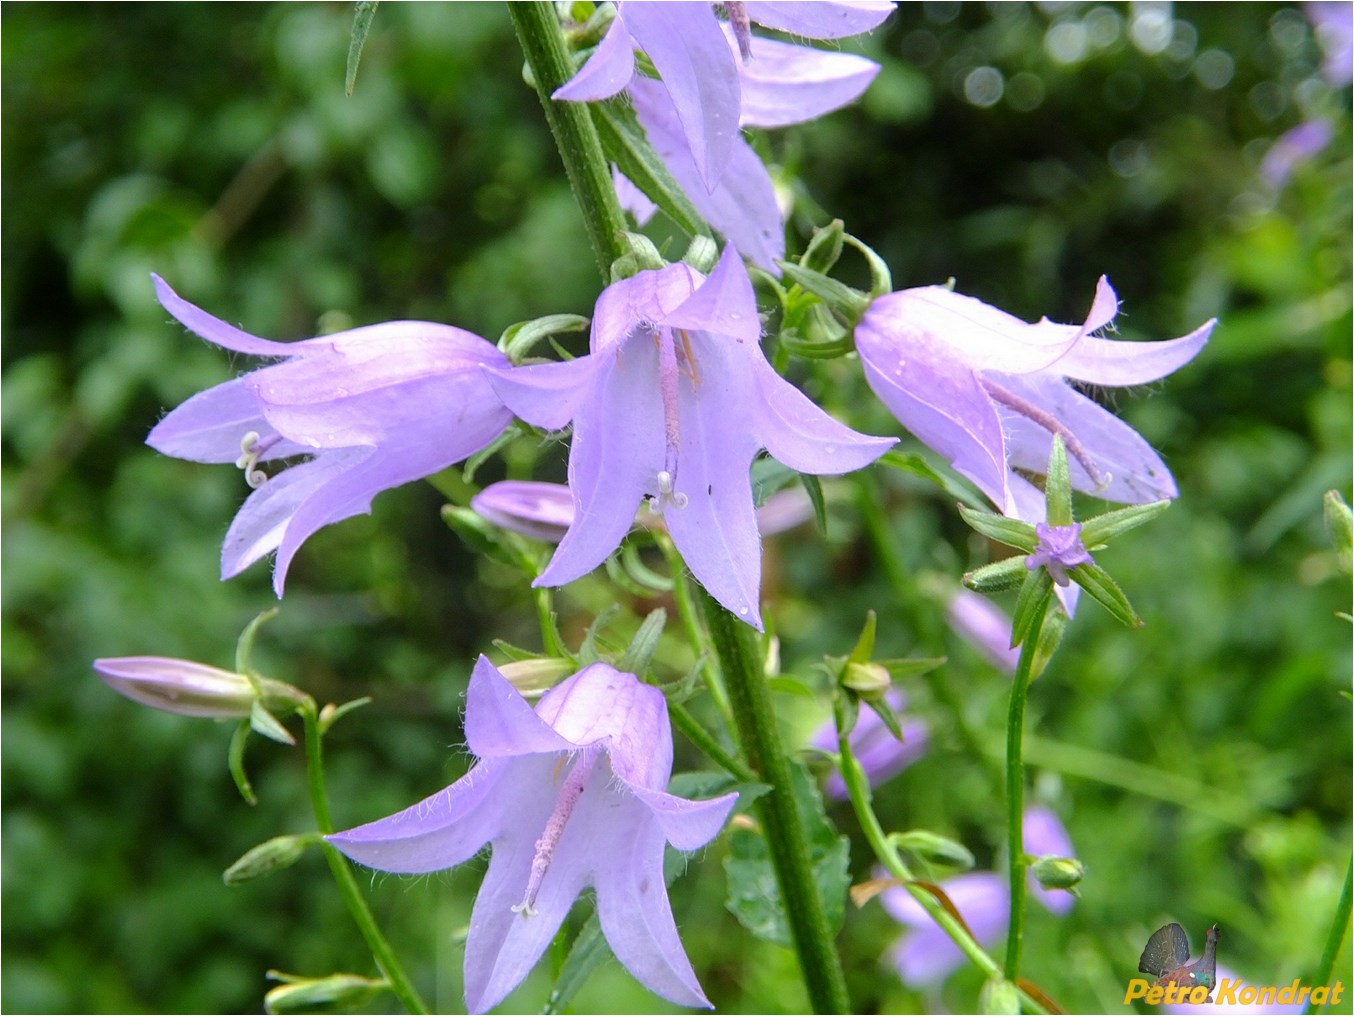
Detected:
[
  {"left": 496, "top": 657, "right": 575, "bottom": 698},
  {"left": 842, "top": 660, "right": 891, "bottom": 698},
  {"left": 93, "top": 656, "right": 258, "bottom": 718},
  {"left": 981, "top": 977, "right": 1022, "bottom": 1015},
  {"left": 1030, "top": 854, "right": 1085, "bottom": 892},
  {"left": 264, "top": 971, "right": 386, "bottom": 1014},
  {"left": 223, "top": 834, "right": 312, "bottom": 886}
]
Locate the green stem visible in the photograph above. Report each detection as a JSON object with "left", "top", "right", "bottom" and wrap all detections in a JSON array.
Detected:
[
  {"left": 658, "top": 534, "right": 735, "bottom": 726},
  {"left": 508, "top": 1, "right": 627, "bottom": 277},
  {"left": 302, "top": 706, "right": 429, "bottom": 1015},
  {"left": 670, "top": 701, "right": 756, "bottom": 783},
  {"left": 1305, "top": 855, "right": 1352, "bottom": 1014},
  {"left": 698, "top": 590, "right": 850, "bottom": 1014},
  {"left": 1003, "top": 609, "right": 1046, "bottom": 981}
]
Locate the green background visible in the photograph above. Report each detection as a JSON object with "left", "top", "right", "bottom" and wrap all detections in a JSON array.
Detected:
[{"left": 3, "top": 3, "right": 1350, "bottom": 1013}]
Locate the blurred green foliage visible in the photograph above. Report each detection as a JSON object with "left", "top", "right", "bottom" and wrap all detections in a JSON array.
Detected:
[{"left": 2, "top": 3, "right": 1349, "bottom": 1014}]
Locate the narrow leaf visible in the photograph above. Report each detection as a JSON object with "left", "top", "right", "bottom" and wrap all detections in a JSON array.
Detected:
[
  {"left": 593, "top": 101, "right": 707, "bottom": 236},
  {"left": 1070, "top": 562, "right": 1142, "bottom": 628},
  {"left": 958, "top": 503, "right": 1038, "bottom": 551},
  {"left": 345, "top": 1, "right": 379, "bottom": 97},
  {"left": 1079, "top": 500, "right": 1171, "bottom": 547}
]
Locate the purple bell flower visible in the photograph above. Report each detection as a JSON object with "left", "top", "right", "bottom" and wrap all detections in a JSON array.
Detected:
[
  {"left": 808, "top": 690, "right": 929, "bottom": 799},
  {"left": 856, "top": 277, "right": 1214, "bottom": 523},
  {"left": 329, "top": 656, "right": 738, "bottom": 1013},
  {"left": 1025, "top": 522, "right": 1095, "bottom": 587},
  {"left": 146, "top": 277, "right": 513, "bottom": 595},
  {"left": 485, "top": 245, "right": 894, "bottom": 629}
]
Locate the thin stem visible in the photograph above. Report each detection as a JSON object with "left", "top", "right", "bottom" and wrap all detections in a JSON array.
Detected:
[
  {"left": 301, "top": 706, "right": 430, "bottom": 1015},
  {"left": 1003, "top": 609, "right": 1045, "bottom": 981},
  {"left": 669, "top": 701, "right": 756, "bottom": 784},
  {"left": 699, "top": 589, "right": 850, "bottom": 1014},
  {"left": 1305, "top": 855, "right": 1352, "bottom": 1014},
  {"left": 508, "top": 2, "right": 627, "bottom": 277},
  {"left": 657, "top": 534, "right": 735, "bottom": 726}
]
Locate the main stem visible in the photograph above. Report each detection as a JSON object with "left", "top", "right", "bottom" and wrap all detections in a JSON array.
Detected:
[
  {"left": 700, "top": 590, "right": 851, "bottom": 1014},
  {"left": 302, "top": 707, "right": 429, "bottom": 1015},
  {"left": 1004, "top": 609, "right": 1046, "bottom": 980},
  {"left": 1306, "top": 855, "right": 1352, "bottom": 1014},
  {"left": 508, "top": 1, "right": 627, "bottom": 277}
]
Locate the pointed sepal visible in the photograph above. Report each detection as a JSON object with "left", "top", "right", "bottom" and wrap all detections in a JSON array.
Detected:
[{"left": 1069, "top": 562, "right": 1142, "bottom": 628}]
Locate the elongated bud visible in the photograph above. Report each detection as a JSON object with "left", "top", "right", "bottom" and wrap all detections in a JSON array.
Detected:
[
  {"left": 471, "top": 481, "right": 574, "bottom": 543},
  {"left": 1030, "top": 854, "right": 1086, "bottom": 892},
  {"left": 94, "top": 656, "right": 258, "bottom": 718},
  {"left": 264, "top": 971, "right": 387, "bottom": 1014},
  {"left": 497, "top": 658, "right": 574, "bottom": 698},
  {"left": 223, "top": 834, "right": 311, "bottom": 886},
  {"left": 892, "top": 829, "right": 976, "bottom": 871}
]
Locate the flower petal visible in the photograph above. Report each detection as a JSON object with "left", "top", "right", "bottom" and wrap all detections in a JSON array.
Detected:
[
  {"left": 1053, "top": 318, "right": 1213, "bottom": 386},
  {"left": 733, "top": 33, "right": 880, "bottom": 128},
  {"left": 485, "top": 355, "right": 607, "bottom": 431},
  {"left": 621, "top": 2, "right": 739, "bottom": 189},
  {"left": 472, "top": 481, "right": 575, "bottom": 542},
  {"left": 465, "top": 655, "right": 578, "bottom": 758},
  {"left": 152, "top": 274, "right": 300, "bottom": 358},
  {"left": 662, "top": 243, "right": 761, "bottom": 342},
  {"left": 629, "top": 785, "right": 738, "bottom": 850},
  {"left": 552, "top": 14, "right": 636, "bottom": 102},
  {"left": 147, "top": 377, "right": 284, "bottom": 464},
  {"left": 742, "top": 0, "right": 896, "bottom": 38}
]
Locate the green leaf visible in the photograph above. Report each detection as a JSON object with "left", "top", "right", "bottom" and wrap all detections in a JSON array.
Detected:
[
  {"left": 891, "top": 829, "right": 976, "bottom": 871},
  {"left": 617, "top": 608, "right": 666, "bottom": 675},
  {"left": 766, "top": 675, "right": 815, "bottom": 699},
  {"left": 958, "top": 503, "right": 1038, "bottom": 551},
  {"left": 1070, "top": 562, "right": 1143, "bottom": 628},
  {"left": 345, "top": 1, "right": 379, "bottom": 97},
  {"left": 229, "top": 719, "right": 257, "bottom": 806},
  {"left": 877, "top": 450, "right": 986, "bottom": 508},
  {"left": 1324, "top": 490, "right": 1353, "bottom": 574},
  {"left": 1079, "top": 500, "right": 1171, "bottom": 547},
  {"left": 724, "top": 759, "right": 850, "bottom": 946},
  {"left": 799, "top": 472, "right": 828, "bottom": 535},
  {"left": 498, "top": 313, "right": 589, "bottom": 364},
  {"left": 593, "top": 101, "right": 707, "bottom": 237},
  {"left": 543, "top": 912, "right": 610, "bottom": 1016}
]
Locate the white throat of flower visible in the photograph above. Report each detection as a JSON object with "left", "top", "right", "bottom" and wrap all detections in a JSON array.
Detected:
[
  {"left": 647, "top": 326, "right": 700, "bottom": 514},
  {"left": 980, "top": 378, "right": 1112, "bottom": 491},
  {"left": 512, "top": 748, "right": 602, "bottom": 918},
  {"left": 235, "top": 431, "right": 282, "bottom": 489}
]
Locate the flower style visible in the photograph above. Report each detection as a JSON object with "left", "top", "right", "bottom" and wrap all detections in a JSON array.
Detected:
[
  {"left": 485, "top": 245, "right": 895, "bottom": 628},
  {"left": 883, "top": 807, "right": 1077, "bottom": 985},
  {"left": 856, "top": 277, "right": 1214, "bottom": 523},
  {"left": 1025, "top": 522, "right": 1094, "bottom": 586},
  {"left": 146, "top": 276, "right": 514, "bottom": 595},
  {"left": 556, "top": 2, "right": 894, "bottom": 269},
  {"left": 808, "top": 689, "right": 929, "bottom": 799},
  {"left": 328, "top": 656, "right": 738, "bottom": 1013}
]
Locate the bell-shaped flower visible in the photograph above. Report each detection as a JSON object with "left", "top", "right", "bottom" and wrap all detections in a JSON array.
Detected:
[
  {"left": 485, "top": 246, "right": 895, "bottom": 629},
  {"left": 856, "top": 277, "right": 1214, "bottom": 522},
  {"left": 146, "top": 276, "right": 514, "bottom": 595},
  {"left": 328, "top": 656, "right": 738, "bottom": 1014}
]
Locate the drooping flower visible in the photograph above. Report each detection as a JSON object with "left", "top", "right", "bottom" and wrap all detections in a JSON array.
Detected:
[
  {"left": 146, "top": 276, "right": 514, "bottom": 595},
  {"left": 883, "top": 807, "right": 1077, "bottom": 986},
  {"left": 808, "top": 689, "right": 929, "bottom": 799},
  {"left": 557, "top": 2, "right": 893, "bottom": 269},
  {"left": 485, "top": 245, "right": 895, "bottom": 629},
  {"left": 942, "top": 587, "right": 1019, "bottom": 674},
  {"left": 328, "top": 656, "right": 738, "bottom": 1014},
  {"left": 1025, "top": 522, "right": 1094, "bottom": 587},
  {"left": 856, "top": 277, "right": 1214, "bottom": 523},
  {"left": 93, "top": 656, "right": 259, "bottom": 718}
]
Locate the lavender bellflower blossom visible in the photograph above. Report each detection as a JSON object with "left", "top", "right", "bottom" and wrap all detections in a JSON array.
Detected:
[
  {"left": 328, "top": 656, "right": 738, "bottom": 1013},
  {"left": 856, "top": 277, "right": 1214, "bottom": 523},
  {"left": 808, "top": 689, "right": 929, "bottom": 799},
  {"left": 486, "top": 245, "right": 894, "bottom": 629},
  {"left": 146, "top": 276, "right": 514, "bottom": 595},
  {"left": 1026, "top": 521, "right": 1094, "bottom": 587},
  {"left": 93, "top": 656, "right": 258, "bottom": 719}
]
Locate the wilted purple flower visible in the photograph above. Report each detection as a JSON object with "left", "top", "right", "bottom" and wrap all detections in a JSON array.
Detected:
[
  {"left": 943, "top": 588, "right": 1019, "bottom": 674},
  {"left": 809, "top": 690, "right": 929, "bottom": 799},
  {"left": 472, "top": 479, "right": 815, "bottom": 544},
  {"left": 147, "top": 277, "right": 514, "bottom": 595},
  {"left": 329, "top": 657, "right": 737, "bottom": 1013},
  {"left": 883, "top": 808, "right": 1076, "bottom": 985},
  {"left": 1260, "top": 119, "right": 1335, "bottom": 189},
  {"left": 557, "top": 2, "right": 892, "bottom": 269},
  {"left": 1025, "top": 522, "right": 1094, "bottom": 586},
  {"left": 857, "top": 277, "right": 1214, "bottom": 523},
  {"left": 486, "top": 245, "right": 894, "bottom": 628},
  {"left": 93, "top": 656, "right": 258, "bottom": 718}
]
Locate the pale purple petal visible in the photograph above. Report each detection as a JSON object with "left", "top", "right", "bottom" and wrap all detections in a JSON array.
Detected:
[
  {"left": 1052, "top": 319, "right": 1213, "bottom": 387},
  {"left": 552, "top": 14, "right": 636, "bottom": 102},
  {"left": 662, "top": 242, "right": 760, "bottom": 342},
  {"left": 742, "top": 1, "right": 896, "bottom": 38},
  {"left": 629, "top": 785, "right": 739, "bottom": 850},
  {"left": 594, "top": 810, "right": 713, "bottom": 1009},
  {"left": 221, "top": 448, "right": 370, "bottom": 581},
  {"left": 1260, "top": 119, "right": 1335, "bottom": 188},
  {"left": 884, "top": 872, "right": 1008, "bottom": 986},
  {"left": 93, "top": 656, "right": 256, "bottom": 719},
  {"left": 486, "top": 354, "right": 608, "bottom": 432},
  {"left": 153, "top": 274, "right": 300, "bottom": 358},
  {"left": 811, "top": 690, "right": 929, "bottom": 799},
  {"left": 465, "top": 656, "right": 578, "bottom": 759},
  {"left": 621, "top": 3, "right": 740, "bottom": 190},
  {"left": 590, "top": 261, "right": 702, "bottom": 354},
  {"left": 613, "top": 166, "right": 658, "bottom": 226},
  {"left": 752, "top": 356, "right": 896, "bottom": 473},
  {"left": 1308, "top": 1, "right": 1354, "bottom": 85},
  {"left": 630, "top": 79, "right": 785, "bottom": 271},
  {"left": 733, "top": 33, "right": 880, "bottom": 128},
  {"left": 147, "top": 378, "right": 285, "bottom": 464},
  {"left": 944, "top": 589, "right": 1019, "bottom": 674},
  {"left": 472, "top": 481, "right": 575, "bottom": 542}
]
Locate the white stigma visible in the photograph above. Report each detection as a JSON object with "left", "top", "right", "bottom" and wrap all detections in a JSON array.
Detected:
[{"left": 234, "top": 431, "right": 281, "bottom": 489}]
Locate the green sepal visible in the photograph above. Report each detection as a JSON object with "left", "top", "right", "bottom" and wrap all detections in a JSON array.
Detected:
[
  {"left": 229, "top": 719, "right": 258, "bottom": 806},
  {"left": 1029, "top": 608, "right": 1067, "bottom": 680},
  {"left": 223, "top": 833, "right": 313, "bottom": 886},
  {"left": 617, "top": 608, "right": 666, "bottom": 675},
  {"left": 1044, "top": 436, "right": 1074, "bottom": 528},
  {"left": 1079, "top": 499, "right": 1171, "bottom": 547},
  {"left": 841, "top": 232, "right": 893, "bottom": 297},
  {"left": 593, "top": 101, "right": 707, "bottom": 237},
  {"left": 461, "top": 420, "right": 531, "bottom": 485},
  {"left": 800, "top": 472, "right": 828, "bottom": 535},
  {"left": 879, "top": 655, "right": 947, "bottom": 680},
  {"left": 724, "top": 759, "right": 850, "bottom": 946},
  {"left": 264, "top": 970, "right": 388, "bottom": 1015},
  {"left": 344, "top": 1, "right": 379, "bottom": 97},
  {"left": 439, "top": 504, "right": 533, "bottom": 570},
  {"left": 497, "top": 313, "right": 589, "bottom": 364},
  {"left": 890, "top": 829, "right": 976, "bottom": 872},
  {"left": 963, "top": 556, "right": 1029, "bottom": 594},
  {"left": 682, "top": 234, "right": 719, "bottom": 274},
  {"left": 774, "top": 321, "right": 855, "bottom": 359},
  {"left": 958, "top": 503, "right": 1038, "bottom": 552},
  {"left": 1029, "top": 854, "right": 1085, "bottom": 892},
  {"left": 777, "top": 261, "right": 870, "bottom": 324},
  {"left": 235, "top": 607, "right": 279, "bottom": 676},
  {"left": 249, "top": 701, "right": 296, "bottom": 746},
  {"left": 1324, "top": 489, "right": 1352, "bottom": 574},
  {"left": 611, "top": 230, "right": 666, "bottom": 280},
  {"left": 612, "top": 541, "right": 674, "bottom": 593},
  {"left": 1010, "top": 569, "right": 1054, "bottom": 648},
  {"left": 846, "top": 610, "right": 877, "bottom": 665},
  {"left": 1070, "top": 562, "right": 1142, "bottom": 628},
  {"left": 800, "top": 219, "right": 845, "bottom": 275},
  {"left": 766, "top": 675, "right": 816, "bottom": 699},
  {"left": 317, "top": 697, "right": 371, "bottom": 736}
]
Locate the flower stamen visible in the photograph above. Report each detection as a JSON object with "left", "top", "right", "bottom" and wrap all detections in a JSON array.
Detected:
[
  {"left": 234, "top": 431, "right": 281, "bottom": 489},
  {"left": 512, "top": 749, "right": 601, "bottom": 918},
  {"left": 980, "top": 379, "right": 1109, "bottom": 491}
]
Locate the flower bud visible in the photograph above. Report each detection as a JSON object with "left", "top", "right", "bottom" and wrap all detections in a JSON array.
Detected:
[
  {"left": 223, "top": 834, "right": 311, "bottom": 886},
  {"left": 93, "top": 656, "right": 258, "bottom": 718},
  {"left": 980, "top": 976, "right": 1022, "bottom": 1015},
  {"left": 496, "top": 657, "right": 575, "bottom": 698},
  {"left": 842, "top": 660, "right": 891, "bottom": 699},
  {"left": 1029, "top": 854, "right": 1086, "bottom": 893},
  {"left": 264, "top": 971, "right": 387, "bottom": 1014},
  {"left": 470, "top": 481, "right": 574, "bottom": 543}
]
